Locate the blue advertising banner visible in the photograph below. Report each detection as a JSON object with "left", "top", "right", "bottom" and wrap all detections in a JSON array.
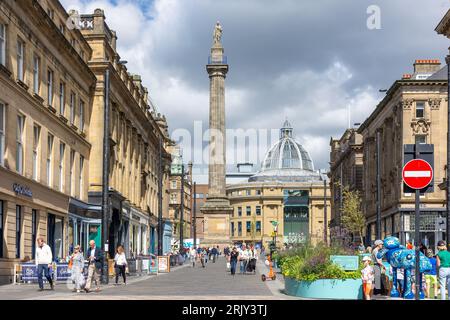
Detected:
[
  {"left": 21, "top": 264, "right": 53, "bottom": 283},
  {"left": 56, "top": 263, "right": 71, "bottom": 281}
]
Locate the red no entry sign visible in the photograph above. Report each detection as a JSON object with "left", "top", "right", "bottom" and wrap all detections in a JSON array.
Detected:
[{"left": 402, "top": 159, "right": 433, "bottom": 190}]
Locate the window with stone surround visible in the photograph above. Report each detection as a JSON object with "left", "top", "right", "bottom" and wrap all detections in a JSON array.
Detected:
[
  {"left": 33, "top": 56, "right": 40, "bottom": 94},
  {"left": 59, "top": 142, "right": 65, "bottom": 192},
  {"left": 0, "top": 24, "right": 5, "bottom": 66},
  {"left": 47, "top": 134, "right": 54, "bottom": 187},
  {"left": 59, "top": 82, "right": 65, "bottom": 116},
  {"left": 0, "top": 103, "right": 4, "bottom": 166},
  {"left": 47, "top": 69, "right": 54, "bottom": 107},
  {"left": 17, "top": 39, "right": 24, "bottom": 82},
  {"left": 33, "top": 124, "right": 41, "bottom": 181},
  {"left": 79, "top": 99, "right": 85, "bottom": 132},
  {"left": 70, "top": 92, "right": 75, "bottom": 125},
  {"left": 415, "top": 102, "right": 425, "bottom": 118},
  {"left": 16, "top": 114, "right": 25, "bottom": 174}
]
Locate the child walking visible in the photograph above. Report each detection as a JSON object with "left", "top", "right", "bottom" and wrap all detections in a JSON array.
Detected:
[{"left": 361, "top": 256, "right": 375, "bottom": 300}]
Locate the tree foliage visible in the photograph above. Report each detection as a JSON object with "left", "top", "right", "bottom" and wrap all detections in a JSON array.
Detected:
[{"left": 340, "top": 184, "right": 365, "bottom": 244}]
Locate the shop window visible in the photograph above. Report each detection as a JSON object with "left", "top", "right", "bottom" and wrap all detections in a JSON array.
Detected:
[
  {"left": 31, "top": 210, "right": 38, "bottom": 258},
  {"left": 16, "top": 205, "right": 22, "bottom": 258},
  {"left": 47, "top": 213, "right": 63, "bottom": 261}
]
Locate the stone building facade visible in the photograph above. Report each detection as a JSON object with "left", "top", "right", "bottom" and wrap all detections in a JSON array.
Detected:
[
  {"left": 0, "top": 0, "right": 96, "bottom": 284},
  {"left": 0, "top": 0, "right": 172, "bottom": 284},
  {"left": 225, "top": 121, "right": 331, "bottom": 249},
  {"left": 168, "top": 145, "right": 192, "bottom": 250},
  {"left": 78, "top": 9, "right": 171, "bottom": 259},
  {"left": 329, "top": 128, "right": 363, "bottom": 243},
  {"left": 357, "top": 60, "right": 447, "bottom": 249}
]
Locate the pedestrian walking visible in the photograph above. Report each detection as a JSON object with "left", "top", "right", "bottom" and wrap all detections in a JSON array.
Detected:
[
  {"left": 240, "top": 244, "right": 250, "bottom": 274},
  {"left": 70, "top": 245, "right": 85, "bottom": 293},
  {"left": 114, "top": 245, "right": 127, "bottom": 285},
  {"left": 436, "top": 240, "right": 450, "bottom": 300},
  {"left": 204, "top": 247, "right": 209, "bottom": 264},
  {"left": 199, "top": 248, "right": 206, "bottom": 268},
  {"left": 212, "top": 246, "right": 218, "bottom": 263},
  {"left": 425, "top": 249, "right": 437, "bottom": 299},
  {"left": 361, "top": 256, "right": 374, "bottom": 300},
  {"left": 35, "top": 237, "right": 54, "bottom": 292},
  {"left": 84, "top": 240, "right": 103, "bottom": 293},
  {"left": 371, "top": 239, "right": 385, "bottom": 295},
  {"left": 230, "top": 247, "right": 239, "bottom": 276},
  {"left": 189, "top": 247, "right": 197, "bottom": 267}
]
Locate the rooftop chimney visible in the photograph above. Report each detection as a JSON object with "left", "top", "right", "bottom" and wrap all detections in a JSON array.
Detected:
[{"left": 413, "top": 59, "right": 441, "bottom": 74}]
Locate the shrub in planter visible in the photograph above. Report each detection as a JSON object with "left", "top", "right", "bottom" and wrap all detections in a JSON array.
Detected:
[{"left": 279, "top": 243, "right": 363, "bottom": 299}]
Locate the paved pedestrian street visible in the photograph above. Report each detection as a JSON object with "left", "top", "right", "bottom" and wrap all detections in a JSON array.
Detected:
[{"left": 0, "top": 258, "right": 298, "bottom": 300}]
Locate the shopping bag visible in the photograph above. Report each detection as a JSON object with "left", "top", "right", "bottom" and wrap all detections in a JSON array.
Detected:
[{"left": 226, "top": 262, "right": 231, "bottom": 269}]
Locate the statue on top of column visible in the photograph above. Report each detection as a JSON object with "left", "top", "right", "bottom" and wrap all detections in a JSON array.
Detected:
[{"left": 213, "top": 21, "right": 222, "bottom": 45}]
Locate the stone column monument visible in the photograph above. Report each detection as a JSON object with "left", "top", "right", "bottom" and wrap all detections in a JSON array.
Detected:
[{"left": 200, "top": 22, "right": 233, "bottom": 248}]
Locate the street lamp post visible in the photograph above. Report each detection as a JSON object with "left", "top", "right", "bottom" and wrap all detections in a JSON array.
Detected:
[
  {"left": 447, "top": 55, "right": 450, "bottom": 251},
  {"left": 376, "top": 129, "right": 382, "bottom": 240},
  {"left": 193, "top": 182, "right": 197, "bottom": 249},
  {"left": 323, "top": 178, "right": 327, "bottom": 244},
  {"left": 101, "top": 68, "right": 110, "bottom": 284},
  {"left": 180, "top": 164, "right": 185, "bottom": 254},
  {"left": 157, "top": 137, "right": 163, "bottom": 256}
]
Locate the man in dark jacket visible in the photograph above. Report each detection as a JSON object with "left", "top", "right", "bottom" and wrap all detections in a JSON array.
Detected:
[{"left": 85, "top": 240, "right": 103, "bottom": 292}]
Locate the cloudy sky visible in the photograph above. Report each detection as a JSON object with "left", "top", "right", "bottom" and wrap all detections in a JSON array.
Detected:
[{"left": 61, "top": 0, "right": 449, "bottom": 182}]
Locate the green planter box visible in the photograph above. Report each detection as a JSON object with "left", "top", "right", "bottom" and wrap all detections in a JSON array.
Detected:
[{"left": 285, "top": 277, "right": 363, "bottom": 300}]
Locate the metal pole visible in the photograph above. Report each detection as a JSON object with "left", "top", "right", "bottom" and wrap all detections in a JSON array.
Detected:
[
  {"left": 180, "top": 164, "right": 184, "bottom": 254},
  {"left": 414, "top": 140, "right": 420, "bottom": 300},
  {"left": 324, "top": 178, "right": 327, "bottom": 244},
  {"left": 101, "top": 68, "right": 110, "bottom": 284},
  {"left": 339, "top": 164, "right": 343, "bottom": 243},
  {"left": 157, "top": 137, "right": 163, "bottom": 256},
  {"left": 446, "top": 55, "right": 450, "bottom": 252},
  {"left": 193, "top": 182, "right": 197, "bottom": 249},
  {"left": 376, "top": 129, "right": 382, "bottom": 240}
]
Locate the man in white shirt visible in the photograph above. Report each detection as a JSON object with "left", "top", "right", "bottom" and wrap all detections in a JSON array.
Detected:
[
  {"left": 239, "top": 244, "right": 250, "bottom": 274},
  {"left": 35, "top": 237, "right": 54, "bottom": 291}
]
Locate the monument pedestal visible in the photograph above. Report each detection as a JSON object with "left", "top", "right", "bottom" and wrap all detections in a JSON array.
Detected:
[{"left": 200, "top": 197, "right": 233, "bottom": 248}]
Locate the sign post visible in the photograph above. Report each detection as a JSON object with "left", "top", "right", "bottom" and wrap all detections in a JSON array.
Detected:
[{"left": 402, "top": 144, "right": 433, "bottom": 300}]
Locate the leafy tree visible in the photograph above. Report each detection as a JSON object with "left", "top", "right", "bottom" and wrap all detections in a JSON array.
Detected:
[{"left": 340, "top": 185, "right": 365, "bottom": 244}]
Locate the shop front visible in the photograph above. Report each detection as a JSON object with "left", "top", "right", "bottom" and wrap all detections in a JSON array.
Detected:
[
  {"left": 68, "top": 197, "right": 102, "bottom": 254},
  {"left": 366, "top": 209, "right": 446, "bottom": 252},
  {"left": 0, "top": 168, "right": 69, "bottom": 285}
]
